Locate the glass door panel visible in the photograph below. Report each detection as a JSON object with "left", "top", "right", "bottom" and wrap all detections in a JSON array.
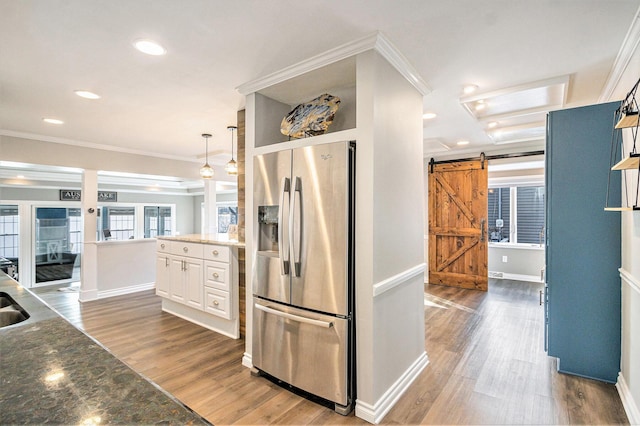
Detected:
[{"left": 34, "top": 207, "right": 82, "bottom": 285}]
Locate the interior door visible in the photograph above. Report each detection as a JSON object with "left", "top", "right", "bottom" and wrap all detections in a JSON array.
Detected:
[{"left": 428, "top": 159, "right": 488, "bottom": 291}]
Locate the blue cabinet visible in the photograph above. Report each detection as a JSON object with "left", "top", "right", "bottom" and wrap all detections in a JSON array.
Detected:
[{"left": 545, "top": 101, "right": 621, "bottom": 383}]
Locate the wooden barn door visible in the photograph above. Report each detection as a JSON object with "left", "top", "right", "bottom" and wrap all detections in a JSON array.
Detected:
[{"left": 428, "top": 159, "right": 488, "bottom": 291}]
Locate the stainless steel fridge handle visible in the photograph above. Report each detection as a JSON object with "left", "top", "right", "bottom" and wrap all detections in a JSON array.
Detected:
[
  {"left": 278, "top": 177, "right": 290, "bottom": 275},
  {"left": 289, "top": 176, "right": 302, "bottom": 277},
  {"left": 255, "top": 303, "right": 333, "bottom": 328}
]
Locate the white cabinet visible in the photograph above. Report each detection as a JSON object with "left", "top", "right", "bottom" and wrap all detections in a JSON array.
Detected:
[
  {"left": 155, "top": 238, "right": 240, "bottom": 339},
  {"left": 168, "top": 255, "right": 203, "bottom": 309},
  {"left": 155, "top": 254, "right": 170, "bottom": 298},
  {"left": 184, "top": 257, "right": 203, "bottom": 310}
]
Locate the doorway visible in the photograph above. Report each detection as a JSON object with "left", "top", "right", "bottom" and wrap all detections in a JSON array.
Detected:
[{"left": 33, "top": 207, "right": 82, "bottom": 286}]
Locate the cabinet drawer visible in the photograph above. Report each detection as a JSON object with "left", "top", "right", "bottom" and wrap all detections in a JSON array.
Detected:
[
  {"left": 203, "top": 245, "right": 230, "bottom": 263},
  {"left": 205, "top": 260, "right": 229, "bottom": 291},
  {"left": 204, "top": 288, "right": 231, "bottom": 319},
  {"left": 157, "top": 240, "right": 170, "bottom": 253},
  {"left": 170, "top": 241, "right": 203, "bottom": 258}
]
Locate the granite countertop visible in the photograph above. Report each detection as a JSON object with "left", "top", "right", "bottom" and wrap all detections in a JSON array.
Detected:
[
  {"left": 0, "top": 274, "right": 210, "bottom": 425},
  {"left": 158, "top": 233, "right": 245, "bottom": 248}
]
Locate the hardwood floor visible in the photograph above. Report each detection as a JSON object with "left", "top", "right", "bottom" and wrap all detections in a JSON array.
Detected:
[{"left": 32, "top": 280, "right": 628, "bottom": 425}]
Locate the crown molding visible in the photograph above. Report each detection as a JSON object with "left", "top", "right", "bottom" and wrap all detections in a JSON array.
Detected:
[
  {"left": 599, "top": 5, "right": 640, "bottom": 102},
  {"left": 236, "top": 31, "right": 430, "bottom": 96},
  {"left": 0, "top": 129, "right": 202, "bottom": 164}
]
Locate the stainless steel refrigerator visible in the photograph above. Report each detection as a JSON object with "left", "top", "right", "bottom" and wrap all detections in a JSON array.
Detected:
[{"left": 252, "top": 140, "right": 355, "bottom": 414}]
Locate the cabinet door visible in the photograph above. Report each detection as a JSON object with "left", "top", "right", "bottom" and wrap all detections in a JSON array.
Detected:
[
  {"left": 155, "top": 255, "right": 170, "bottom": 298},
  {"left": 169, "top": 256, "right": 186, "bottom": 303},
  {"left": 184, "top": 258, "right": 204, "bottom": 310}
]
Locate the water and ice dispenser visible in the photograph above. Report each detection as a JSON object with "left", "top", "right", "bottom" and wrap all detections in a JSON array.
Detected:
[{"left": 257, "top": 205, "right": 279, "bottom": 252}]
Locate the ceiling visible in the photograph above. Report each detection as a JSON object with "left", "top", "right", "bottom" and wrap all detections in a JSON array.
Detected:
[{"left": 1, "top": 1, "right": 639, "bottom": 178}]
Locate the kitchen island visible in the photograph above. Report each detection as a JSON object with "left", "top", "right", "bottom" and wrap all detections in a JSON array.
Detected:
[
  {"left": 0, "top": 273, "right": 209, "bottom": 425},
  {"left": 156, "top": 234, "right": 245, "bottom": 339}
]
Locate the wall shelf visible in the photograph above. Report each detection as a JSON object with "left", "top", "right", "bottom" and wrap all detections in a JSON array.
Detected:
[
  {"left": 611, "top": 153, "right": 640, "bottom": 170},
  {"left": 606, "top": 77, "right": 640, "bottom": 211},
  {"left": 615, "top": 112, "right": 639, "bottom": 129}
]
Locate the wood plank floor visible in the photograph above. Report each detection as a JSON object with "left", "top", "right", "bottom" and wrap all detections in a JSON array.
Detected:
[{"left": 32, "top": 280, "right": 628, "bottom": 425}]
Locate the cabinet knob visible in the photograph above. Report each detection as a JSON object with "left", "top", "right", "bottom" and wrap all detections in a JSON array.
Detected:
[
  {"left": 213, "top": 272, "right": 219, "bottom": 278},
  {"left": 212, "top": 250, "right": 219, "bottom": 256},
  {"left": 183, "top": 247, "right": 188, "bottom": 253},
  {"left": 160, "top": 243, "right": 165, "bottom": 249},
  {"left": 213, "top": 300, "right": 219, "bottom": 306}
]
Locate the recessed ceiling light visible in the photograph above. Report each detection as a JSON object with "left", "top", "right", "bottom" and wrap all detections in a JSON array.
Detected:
[
  {"left": 475, "top": 100, "right": 486, "bottom": 111},
  {"left": 133, "top": 39, "right": 167, "bottom": 56},
  {"left": 423, "top": 112, "right": 437, "bottom": 120},
  {"left": 463, "top": 84, "right": 479, "bottom": 94},
  {"left": 16, "top": 175, "right": 25, "bottom": 179},
  {"left": 457, "top": 140, "right": 470, "bottom": 146},
  {"left": 43, "top": 118, "right": 64, "bottom": 125},
  {"left": 74, "top": 90, "right": 101, "bottom": 99},
  {"left": 487, "top": 121, "right": 499, "bottom": 129}
]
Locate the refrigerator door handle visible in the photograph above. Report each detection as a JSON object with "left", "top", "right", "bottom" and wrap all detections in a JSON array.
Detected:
[
  {"left": 278, "top": 177, "right": 291, "bottom": 275},
  {"left": 255, "top": 303, "right": 334, "bottom": 328},
  {"left": 289, "top": 176, "right": 302, "bottom": 277}
]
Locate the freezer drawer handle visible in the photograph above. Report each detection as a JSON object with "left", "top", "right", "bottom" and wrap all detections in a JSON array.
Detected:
[
  {"left": 279, "top": 177, "right": 291, "bottom": 275},
  {"left": 255, "top": 303, "right": 333, "bottom": 328}
]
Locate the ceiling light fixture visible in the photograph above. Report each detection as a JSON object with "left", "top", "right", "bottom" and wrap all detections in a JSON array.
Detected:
[
  {"left": 475, "top": 100, "right": 486, "bottom": 111},
  {"left": 423, "top": 112, "right": 437, "bottom": 120},
  {"left": 487, "top": 121, "right": 499, "bottom": 129},
  {"left": 43, "top": 118, "right": 64, "bottom": 125},
  {"left": 199, "top": 133, "right": 214, "bottom": 179},
  {"left": 457, "top": 140, "right": 470, "bottom": 146},
  {"left": 133, "top": 39, "right": 167, "bottom": 56},
  {"left": 463, "top": 84, "right": 479, "bottom": 94},
  {"left": 74, "top": 90, "right": 101, "bottom": 100},
  {"left": 225, "top": 126, "right": 238, "bottom": 176}
]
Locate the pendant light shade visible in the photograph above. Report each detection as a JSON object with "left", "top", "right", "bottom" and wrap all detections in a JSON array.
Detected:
[
  {"left": 199, "top": 133, "right": 214, "bottom": 179},
  {"left": 225, "top": 125, "right": 238, "bottom": 176}
]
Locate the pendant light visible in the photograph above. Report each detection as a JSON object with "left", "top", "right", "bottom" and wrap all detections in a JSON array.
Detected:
[
  {"left": 225, "top": 125, "right": 238, "bottom": 176},
  {"left": 199, "top": 133, "right": 214, "bottom": 179}
]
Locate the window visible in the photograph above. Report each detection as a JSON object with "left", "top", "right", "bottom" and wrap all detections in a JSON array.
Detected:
[
  {"left": 144, "top": 206, "right": 172, "bottom": 238},
  {"left": 101, "top": 207, "right": 135, "bottom": 240},
  {"left": 0, "top": 205, "right": 19, "bottom": 279},
  {"left": 488, "top": 188, "right": 510, "bottom": 242},
  {"left": 68, "top": 208, "right": 83, "bottom": 254},
  {"left": 217, "top": 205, "right": 238, "bottom": 233},
  {"left": 0, "top": 205, "right": 19, "bottom": 259},
  {"left": 488, "top": 186, "right": 544, "bottom": 245}
]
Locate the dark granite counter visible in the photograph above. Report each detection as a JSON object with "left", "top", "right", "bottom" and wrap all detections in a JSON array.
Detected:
[{"left": 0, "top": 274, "right": 210, "bottom": 425}]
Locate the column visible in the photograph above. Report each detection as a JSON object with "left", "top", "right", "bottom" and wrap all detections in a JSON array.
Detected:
[
  {"left": 79, "top": 170, "right": 98, "bottom": 302},
  {"left": 203, "top": 179, "right": 218, "bottom": 235}
]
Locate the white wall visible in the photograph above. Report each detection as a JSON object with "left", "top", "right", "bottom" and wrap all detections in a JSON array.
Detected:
[
  {"left": 355, "top": 49, "right": 426, "bottom": 421},
  {"left": 1, "top": 186, "right": 198, "bottom": 235},
  {"left": 607, "top": 19, "right": 640, "bottom": 423},
  {"left": 488, "top": 245, "right": 544, "bottom": 282},
  {"left": 95, "top": 239, "right": 156, "bottom": 297},
  {"left": 618, "top": 126, "right": 640, "bottom": 423}
]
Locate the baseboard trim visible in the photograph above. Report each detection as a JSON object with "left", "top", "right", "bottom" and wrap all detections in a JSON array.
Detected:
[
  {"left": 617, "top": 372, "right": 640, "bottom": 425},
  {"left": 355, "top": 351, "right": 429, "bottom": 424},
  {"left": 242, "top": 353, "right": 253, "bottom": 369},
  {"left": 373, "top": 263, "right": 426, "bottom": 297},
  {"left": 502, "top": 273, "right": 542, "bottom": 283},
  {"left": 96, "top": 282, "right": 155, "bottom": 299}
]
